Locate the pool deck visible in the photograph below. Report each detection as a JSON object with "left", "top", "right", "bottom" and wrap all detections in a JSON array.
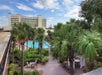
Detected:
[{"left": 0, "top": 32, "right": 10, "bottom": 64}]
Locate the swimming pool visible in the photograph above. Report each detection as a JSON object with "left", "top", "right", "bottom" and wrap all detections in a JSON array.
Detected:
[{"left": 25, "top": 41, "right": 50, "bottom": 49}]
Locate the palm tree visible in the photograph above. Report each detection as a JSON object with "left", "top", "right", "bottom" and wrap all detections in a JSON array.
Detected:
[
  {"left": 32, "top": 28, "right": 36, "bottom": 49},
  {"left": 51, "top": 21, "right": 81, "bottom": 75},
  {"left": 61, "top": 24, "right": 80, "bottom": 75},
  {"left": 36, "top": 28, "right": 45, "bottom": 62},
  {"left": 11, "top": 22, "right": 30, "bottom": 75},
  {"left": 76, "top": 31, "right": 102, "bottom": 70},
  {"left": 11, "top": 23, "right": 21, "bottom": 63},
  {"left": 19, "top": 23, "right": 29, "bottom": 75},
  {"left": 25, "top": 24, "right": 33, "bottom": 49}
]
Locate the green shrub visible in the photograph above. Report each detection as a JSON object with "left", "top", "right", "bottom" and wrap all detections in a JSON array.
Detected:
[
  {"left": 9, "top": 57, "right": 13, "bottom": 64},
  {"left": 8, "top": 63, "right": 14, "bottom": 75},
  {"left": 13, "top": 47, "right": 49, "bottom": 66},
  {"left": 14, "top": 67, "right": 21, "bottom": 75},
  {"left": 42, "top": 49, "right": 49, "bottom": 56},
  {"left": 51, "top": 48, "right": 59, "bottom": 58},
  {"left": 95, "top": 63, "right": 102, "bottom": 68},
  {"left": 14, "top": 67, "right": 40, "bottom": 75},
  {"left": 33, "top": 70, "right": 39, "bottom": 75},
  {"left": 42, "top": 56, "right": 48, "bottom": 64},
  {"left": 96, "top": 57, "right": 102, "bottom": 62},
  {"left": 24, "top": 50, "right": 40, "bottom": 62},
  {"left": 24, "top": 71, "right": 33, "bottom": 75},
  {"left": 24, "top": 70, "right": 40, "bottom": 75},
  {"left": 13, "top": 49, "right": 22, "bottom": 66}
]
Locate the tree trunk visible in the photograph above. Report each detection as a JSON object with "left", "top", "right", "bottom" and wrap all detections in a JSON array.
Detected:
[
  {"left": 39, "top": 42, "right": 42, "bottom": 62},
  {"left": 19, "top": 43, "right": 20, "bottom": 50},
  {"left": 21, "top": 42, "right": 24, "bottom": 75},
  {"left": 68, "top": 46, "right": 74, "bottom": 75},
  {"left": 86, "top": 59, "right": 94, "bottom": 71},
  {"left": 27, "top": 40, "right": 28, "bottom": 50},
  {"left": 12, "top": 41, "right": 15, "bottom": 64},
  {"left": 69, "top": 58, "right": 74, "bottom": 75}
]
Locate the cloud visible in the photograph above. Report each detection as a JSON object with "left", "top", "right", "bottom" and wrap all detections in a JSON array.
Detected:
[
  {"left": 0, "top": 16, "right": 8, "bottom": 27},
  {"left": 24, "top": 14, "right": 36, "bottom": 17},
  {"left": 64, "top": 5, "right": 81, "bottom": 19},
  {"left": 63, "top": 0, "right": 73, "bottom": 6},
  {"left": 0, "top": 5, "right": 10, "bottom": 10},
  {"left": 0, "top": 5, "right": 16, "bottom": 14},
  {"left": 57, "top": 13, "right": 62, "bottom": 16},
  {"left": 0, "top": 5, "right": 11, "bottom": 10},
  {"left": 51, "top": 10, "right": 55, "bottom": 12},
  {"left": 32, "top": 0, "right": 59, "bottom": 9},
  {"left": 47, "top": 17, "right": 54, "bottom": 27},
  {"left": 17, "top": 3, "right": 34, "bottom": 11},
  {"left": 47, "top": 17, "right": 59, "bottom": 27},
  {"left": 32, "top": 1, "right": 44, "bottom": 9},
  {"left": 47, "top": 17, "right": 66, "bottom": 28}
]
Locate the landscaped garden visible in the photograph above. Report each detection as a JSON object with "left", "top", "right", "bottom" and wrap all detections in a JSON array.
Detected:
[
  {"left": 8, "top": 0, "right": 102, "bottom": 75},
  {"left": 8, "top": 48, "right": 48, "bottom": 75},
  {"left": 8, "top": 22, "right": 49, "bottom": 75},
  {"left": 47, "top": 0, "right": 102, "bottom": 75}
]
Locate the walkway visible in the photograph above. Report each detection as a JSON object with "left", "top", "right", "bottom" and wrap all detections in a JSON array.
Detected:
[
  {"left": 42, "top": 50, "right": 69, "bottom": 75},
  {"left": 42, "top": 60, "right": 69, "bottom": 75},
  {"left": 24, "top": 49, "right": 83, "bottom": 75},
  {"left": 42, "top": 49, "right": 83, "bottom": 75}
]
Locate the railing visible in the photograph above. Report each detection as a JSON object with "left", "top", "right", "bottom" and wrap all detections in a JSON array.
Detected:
[{"left": 0, "top": 36, "right": 11, "bottom": 75}]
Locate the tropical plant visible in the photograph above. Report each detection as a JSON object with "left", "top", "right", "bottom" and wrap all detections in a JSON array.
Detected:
[
  {"left": 36, "top": 28, "right": 45, "bottom": 62},
  {"left": 76, "top": 31, "right": 102, "bottom": 70},
  {"left": 11, "top": 22, "right": 32, "bottom": 75},
  {"left": 51, "top": 21, "right": 81, "bottom": 75},
  {"left": 80, "top": 0, "right": 102, "bottom": 30},
  {"left": 8, "top": 63, "right": 14, "bottom": 75}
]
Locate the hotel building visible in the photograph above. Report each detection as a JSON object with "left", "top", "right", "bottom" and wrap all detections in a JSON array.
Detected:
[{"left": 8, "top": 12, "right": 46, "bottom": 29}]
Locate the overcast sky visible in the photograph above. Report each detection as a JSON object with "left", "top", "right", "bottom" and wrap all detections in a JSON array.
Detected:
[{"left": 0, "top": 0, "right": 83, "bottom": 27}]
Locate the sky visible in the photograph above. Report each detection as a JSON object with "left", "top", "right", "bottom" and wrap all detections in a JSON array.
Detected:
[{"left": 0, "top": 0, "right": 83, "bottom": 27}]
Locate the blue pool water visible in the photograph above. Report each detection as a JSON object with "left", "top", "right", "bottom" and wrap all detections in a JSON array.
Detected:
[{"left": 25, "top": 41, "right": 50, "bottom": 49}]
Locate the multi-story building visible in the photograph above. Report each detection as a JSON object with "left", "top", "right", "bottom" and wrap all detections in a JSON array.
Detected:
[{"left": 8, "top": 12, "right": 46, "bottom": 29}]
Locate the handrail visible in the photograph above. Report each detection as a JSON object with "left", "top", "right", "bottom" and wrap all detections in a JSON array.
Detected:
[{"left": 0, "top": 35, "right": 11, "bottom": 75}]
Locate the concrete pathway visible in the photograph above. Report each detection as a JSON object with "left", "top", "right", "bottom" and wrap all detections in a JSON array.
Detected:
[
  {"left": 42, "top": 49, "right": 83, "bottom": 75},
  {"left": 24, "top": 48, "right": 83, "bottom": 75},
  {"left": 42, "top": 60, "right": 69, "bottom": 75},
  {"left": 42, "top": 50, "right": 69, "bottom": 75}
]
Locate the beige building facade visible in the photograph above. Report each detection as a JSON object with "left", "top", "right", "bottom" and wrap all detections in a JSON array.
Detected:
[{"left": 8, "top": 12, "right": 46, "bottom": 28}]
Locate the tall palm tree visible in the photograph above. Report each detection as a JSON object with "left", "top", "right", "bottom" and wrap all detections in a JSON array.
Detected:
[
  {"left": 76, "top": 31, "right": 102, "bottom": 70},
  {"left": 36, "top": 28, "right": 45, "bottom": 62},
  {"left": 51, "top": 21, "right": 81, "bottom": 75},
  {"left": 11, "top": 23, "right": 21, "bottom": 63},
  {"left": 11, "top": 22, "right": 30, "bottom": 75},
  {"left": 25, "top": 24, "right": 33, "bottom": 49},
  {"left": 32, "top": 28, "right": 36, "bottom": 49},
  {"left": 60, "top": 24, "right": 80, "bottom": 75},
  {"left": 19, "top": 23, "right": 29, "bottom": 75}
]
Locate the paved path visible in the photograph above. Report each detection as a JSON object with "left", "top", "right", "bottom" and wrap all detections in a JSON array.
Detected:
[
  {"left": 42, "top": 50, "right": 69, "bottom": 75},
  {"left": 42, "top": 49, "right": 83, "bottom": 75},
  {"left": 24, "top": 48, "right": 83, "bottom": 75},
  {"left": 42, "top": 60, "right": 69, "bottom": 75}
]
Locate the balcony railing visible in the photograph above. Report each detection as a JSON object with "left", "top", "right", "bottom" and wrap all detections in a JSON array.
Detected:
[{"left": 0, "top": 36, "right": 11, "bottom": 75}]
